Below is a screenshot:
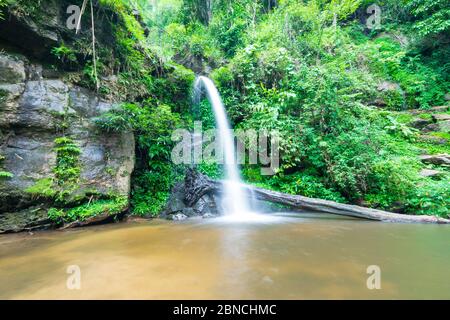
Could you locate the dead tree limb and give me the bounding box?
[184,169,450,224]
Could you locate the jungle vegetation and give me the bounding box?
[1,0,449,219]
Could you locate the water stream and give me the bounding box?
[194,76,254,218]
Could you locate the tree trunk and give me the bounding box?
[184,169,450,224]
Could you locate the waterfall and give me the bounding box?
[194,76,252,216]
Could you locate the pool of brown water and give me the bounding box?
[0,213,449,299]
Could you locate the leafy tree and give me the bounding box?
[407,0,450,37]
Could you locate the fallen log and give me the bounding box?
[249,186,450,224]
[184,169,450,224]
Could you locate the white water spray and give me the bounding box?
[194,76,253,217]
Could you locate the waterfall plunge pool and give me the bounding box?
[1,213,449,299]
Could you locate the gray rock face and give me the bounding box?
[0,54,26,84]
[162,174,220,221]
[0,2,59,59]
[193,194,219,216]
[0,53,135,229]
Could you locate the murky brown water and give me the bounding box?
[1,213,449,299]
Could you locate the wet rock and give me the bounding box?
[419,154,450,166]
[202,213,215,219]
[408,106,448,115]
[61,211,125,230]
[0,206,54,234]
[163,177,220,219]
[422,123,441,132]
[172,213,188,221]
[432,114,450,122]
[410,118,432,129]
[430,106,449,112]
[193,194,219,216]
[182,208,196,217]
[439,120,450,133]
[184,168,219,207]
[418,135,448,145]
[163,182,187,216]
[420,169,444,178]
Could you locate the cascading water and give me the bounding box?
[194,76,253,217]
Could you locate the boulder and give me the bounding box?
[419,154,450,166]
[193,194,219,216]
[377,81,401,92]
[410,118,432,129]
[418,135,448,145]
[374,81,405,109]
[422,123,441,132]
[439,120,450,133]
[162,178,220,220]
[172,213,188,221]
[432,114,450,122]
[163,182,188,216]
[420,169,444,178]
[431,106,449,112]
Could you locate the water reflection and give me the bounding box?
[0,215,449,299]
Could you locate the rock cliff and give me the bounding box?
[0,3,135,233]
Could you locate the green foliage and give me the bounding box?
[95,102,186,216]
[47,208,64,222]
[48,196,128,223]
[9,0,449,218]
[406,177,450,217]
[0,154,13,180]
[185,0,449,215]
[0,0,7,20]
[53,137,81,188]
[25,137,81,202]
[407,0,450,37]
[51,44,77,64]
[0,171,13,179]
[385,115,419,139]
[25,178,55,198]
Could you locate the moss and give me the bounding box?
[430,132,450,141]
[25,178,56,198]
[105,166,117,176]
[48,196,129,222]
[0,154,13,180]
[393,112,413,124]
[418,113,433,120]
